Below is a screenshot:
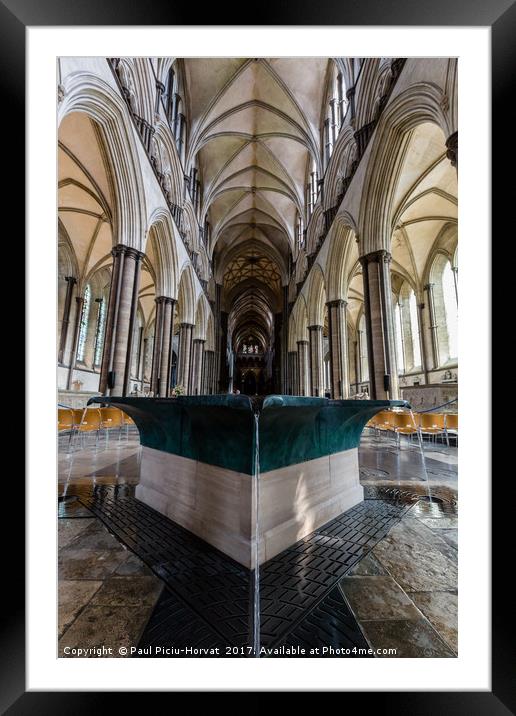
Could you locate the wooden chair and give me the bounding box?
[71,408,103,449]
[445,413,458,445]
[100,407,124,442]
[58,408,74,451]
[392,411,419,448]
[418,412,447,444]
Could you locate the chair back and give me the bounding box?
[393,412,418,431]
[73,407,102,431]
[58,408,73,430]
[100,407,124,428]
[419,412,444,430]
[446,413,458,430]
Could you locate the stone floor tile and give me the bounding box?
[339,576,421,621]
[58,548,128,580]
[58,605,153,657]
[347,552,387,576]
[90,576,163,608]
[411,591,458,653]
[58,519,96,549]
[360,617,456,658]
[58,580,102,637]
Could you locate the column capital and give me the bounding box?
[180,322,195,329]
[308,324,323,332]
[65,275,77,285]
[445,131,458,168]
[359,249,392,266]
[193,337,206,344]
[424,283,435,291]
[297,339,309,346]
[346,85,356,101]
[111,244,145,262]
[155,295,176,306]
[326,299,347,309]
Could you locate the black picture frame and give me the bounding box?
[9,0,506,708]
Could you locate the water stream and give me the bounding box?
[252,411,261,657]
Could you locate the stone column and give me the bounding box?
[177,322,194,393]
[58,276,76,364]
[326,299,349,399]
[157,298,175,397]
[424,283,439,370]
[452,266,458,305]
[191,339,205,395]
[287,351,297,395]
[359,250,398,399]
[297,340,310,396]
[206,350,215,394]
[282,285,289,393]
[150,296,165,395]
[417,301,429,383]
[66,295,85,390]
[274,312,283,394]
[99,244,144,396]
[308,325,324,397]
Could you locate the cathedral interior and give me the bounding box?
[57,56,458,660]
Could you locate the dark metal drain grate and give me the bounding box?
[71,485,410,653]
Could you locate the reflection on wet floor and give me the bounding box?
[57,428,457,658]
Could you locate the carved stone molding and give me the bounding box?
[446,131,458,168]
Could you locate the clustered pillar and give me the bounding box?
[202,350,216,394]
[177,322,194,391]
[58,276,77,365]
[287,351,298,395]
[150,296,176,397]
[326,299,349,399]
[190,338,205,395]
[359,249,398,399]
[297,339,310,396]
[99,244,145,396]
[308,324,324,397]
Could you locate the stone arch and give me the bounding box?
[358,83,453,256]
[146,209,179,298]
[193,294,209,340]
[305,204,324,255]
[152,121,184,207]
[59,72,146,251]
[306,263,327,326]
[177,263,197,324]
[323,126,356,210]
[206,311,215,352]
[292,294,309,342]
[325,216,358,301]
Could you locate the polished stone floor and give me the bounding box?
[57,426,458,658]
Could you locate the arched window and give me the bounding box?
[393,283,422,375]
[93,291,107,367]
[323,66,347,168]
[430,253,458,366]
[442,260,458,361]
[408,290,422,369]
[306,156,318,221]
[76,284,91,363]
[394,300,404,374]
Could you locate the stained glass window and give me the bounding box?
[76,284,91,362]
[94,296,107,366]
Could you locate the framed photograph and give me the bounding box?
[10,0,504,706]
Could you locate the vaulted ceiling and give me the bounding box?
[183,58,332,347]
